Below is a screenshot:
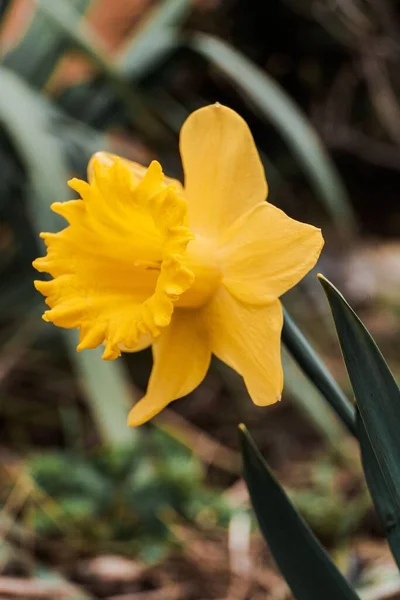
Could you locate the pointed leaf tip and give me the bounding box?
[319,275,400,569]
[240,426,360,600]
[318,273,347,299]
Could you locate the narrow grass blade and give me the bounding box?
[118,28,179,81]
[240,425,360,600]
[61,1,190,128]
[319,275,400,566]
[34,0,163,140]
[190,34,357,237]
[117,0,191,79]
[65,331,139,446]
[0,66,136,446]
[282,308,356,435]
[2,0,90,88]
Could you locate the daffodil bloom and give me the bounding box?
[33,104,324,426]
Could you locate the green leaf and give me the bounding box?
[119,27,179,81]
[189,34,357,237]
[319,275,400,566]
[34,0,163,141]
[240,425,360,600]
[357,412,400,551]
[60,0,190,128]
[2,0,90,88]
[117,0,191,79]
[0,66,137,447]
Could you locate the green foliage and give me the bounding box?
[3,0,91,88]
[242,278,400,595]
[0,0,192,452]
[117,0,190,79]
[0,66,135,446]
[319,276,400,568]
[2,1,400,595]
[287,457,368,539]
[0,0,356,451]
[27,429,232,559]
[240,425,360,600]
[35,0,160,139]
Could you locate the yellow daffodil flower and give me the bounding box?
[33,104,324,426]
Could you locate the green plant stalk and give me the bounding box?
[282,308,356,435]
[65,332,140,447]
[282,348,354,462]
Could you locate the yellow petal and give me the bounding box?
[88,152,184,194]
[180,104,268,238]
[203,287,283,406]
[220,202,324,305]
[128,309,211,426]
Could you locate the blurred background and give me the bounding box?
[1,1,400,598]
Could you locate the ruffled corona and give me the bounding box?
[34,157,194,360]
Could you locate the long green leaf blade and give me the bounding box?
[60,1,189,126]
[190,34,357,237]
[0,66,136,447]
[117,0,190,79]
[319,275,400,566]
[240,425,360,600]
[35,0,162,140]
[357,411,400,557]
[2,0,90,88]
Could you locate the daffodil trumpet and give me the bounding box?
[34,104,324,426]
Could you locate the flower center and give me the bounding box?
[178,236,222,308]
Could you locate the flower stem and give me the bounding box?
[282,308,356,436]
[65,331,138,447]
